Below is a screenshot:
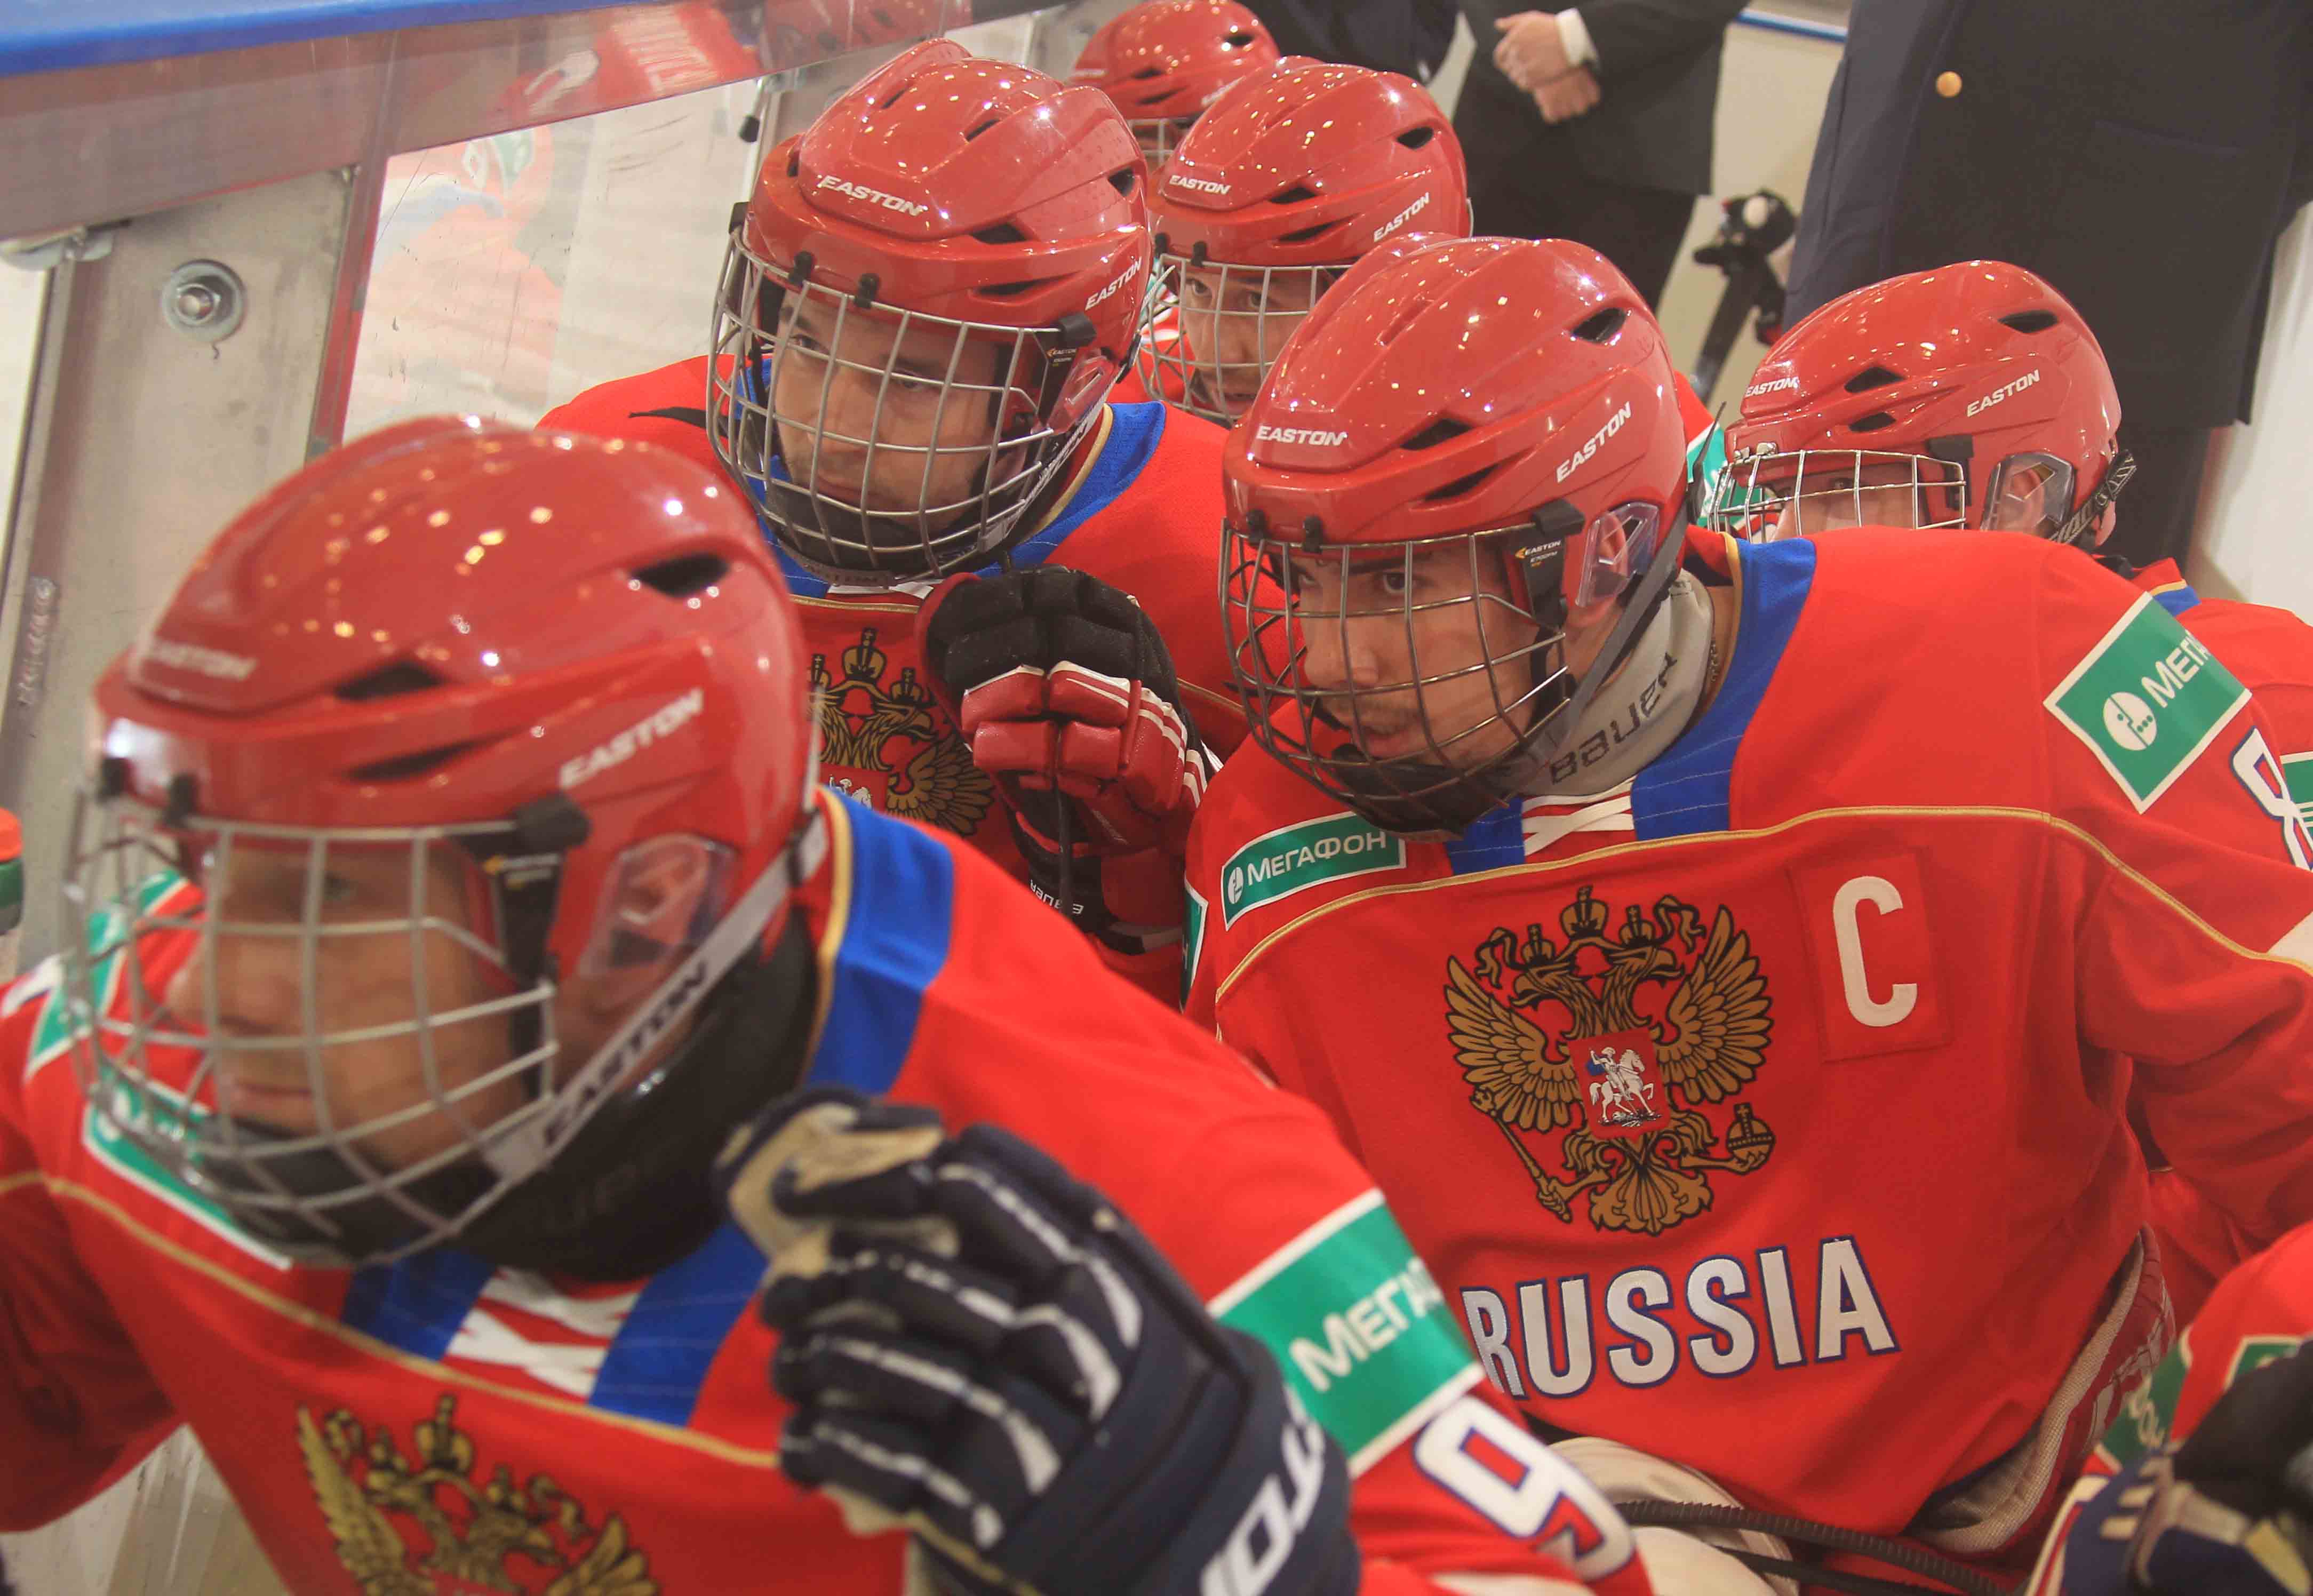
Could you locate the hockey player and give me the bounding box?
[1713,261,2313,1322]
[1132,56,1467,424]
[1148,234,2313,1581]
[542,42,1246,994]
[0,416,1661,1596]
[1124,55,1723,470]
[2024,1222,2313,1596]
[1068,0,1280,171]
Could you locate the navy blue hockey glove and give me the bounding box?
[919,567,1209,958]
[714,1087,1359,1596]
[2051,1340,2313,1595]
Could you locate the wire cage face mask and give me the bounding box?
[59,785,744,1267]
[1139,253,1336,425]
[1704,447,1971,541]
[1226,509,1655,834]
[1130,117,1195,170]
[709,233,1106,585]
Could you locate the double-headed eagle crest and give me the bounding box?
[1446,885,1777,1235]
[299,1394,656,1595]
[810,628,993,835]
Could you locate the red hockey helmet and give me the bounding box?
[1713,260,2129,544]
[1142,57,1467,425]
[711,40,1148,585]
[1070,0,1280,165]
[67,417,819,1268]
[1225,237,1690,834]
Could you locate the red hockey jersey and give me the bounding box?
[541,361,1246,889]
[1185,528,2313,1558]
[2133,556,2313,803]
[2024,1218,2313,1595]
[1,792,1650,1596]
[2125,558,2313,1321]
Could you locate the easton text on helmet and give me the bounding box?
[1371,191,1432,245]
[1744,374,1801,398]
[1087,260,1140,312]
[1555,401,1633,484]
[1966,368,2042,418]
[814,174,930,218]
[1172,175,1232,196]
[146,637,258,681]
[1255,425,1351,448]
[560,689,707,789]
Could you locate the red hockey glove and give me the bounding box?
[920,566,1209,859]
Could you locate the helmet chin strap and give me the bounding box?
[2049,449,2136,547]
[1490,500,1696,799]
[1522,571,1715,798]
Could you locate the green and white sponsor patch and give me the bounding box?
[1211,1190,1476,1474]
[2097,1331,2188,1470]
[1219,814,1404,928]
[2046,594,2250,811]
[2282,753,2313,827]
[1182,885,1208,1009]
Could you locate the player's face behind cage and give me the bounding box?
[1227,506,1662,832]
[1706,445,2093,544]
[1706,449,1969,540]
[710,239,1094,584]
[61,793,735,1263]
[1147,259,1331,424]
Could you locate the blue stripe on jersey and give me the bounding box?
[588,1220,765,1426]
[763,402,1167,600]
[801,795,958,1096]
[1632,537,1817,840]
[341,1247,494,1361]
[1444,801,1525,875]
[2155,584,2201,617]
[1005,402,1167,568]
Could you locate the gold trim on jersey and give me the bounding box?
[1211,801,2313,1008]
[805,789,856,1058]
[1023,403,1116,542]
[37,1175,785,1470]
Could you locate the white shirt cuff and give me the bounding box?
[1556,8,1599,70]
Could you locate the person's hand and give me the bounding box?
[1494,11,1574,91]
[716,1088,1362,1596]
[2038,1340,2313,1595]
[1535,66,1602,123]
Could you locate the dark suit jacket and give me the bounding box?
[1454,0,1749,196]
[1240,0,1461,79]
[1786,0,2313,429]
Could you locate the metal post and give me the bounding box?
[0,169,370,960]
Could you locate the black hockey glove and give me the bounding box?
[2048,1340,2313,1595]
[919,566,1209,957]
[715,1087,1360,1596]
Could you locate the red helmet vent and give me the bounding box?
[1844,365,1904,393]
[347,741,484,784]
[337,661,445,702]
[2000,309,2060,333]
[1423,464,1500,503]
[1401,418,1470,451]
[1848,411,1898,432]
[1397,126,1437,150]
[632,552,730,596]
[1570,307,1628,344]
